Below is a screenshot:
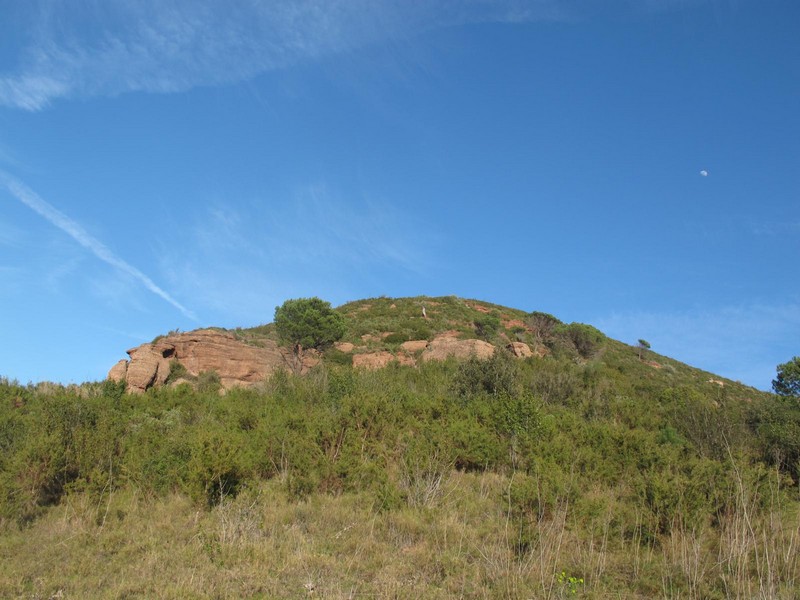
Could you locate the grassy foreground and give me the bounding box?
[4,470,799,599]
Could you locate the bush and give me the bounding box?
[165,359,190,385]
[196,370,221,394]
[473,313,501,340]
[557,323,605,359]
[383,332,409,345]
[750,395,800,479]
[527,311,562,342]
[453,351,519,399]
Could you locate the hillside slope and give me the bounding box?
[2,296,798,598]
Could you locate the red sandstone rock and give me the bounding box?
[107,360,128,382]
[112,329,291,393]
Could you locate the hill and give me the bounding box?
[110,295,762,405]
[1,296,798,598]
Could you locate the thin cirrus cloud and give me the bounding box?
[158,184,436,320]
[283,184,433,271]
[0,172,196,320]
[0,0,573,111]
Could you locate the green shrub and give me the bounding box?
[164,359,190,385]
[528,358,580,405]
[324,348,353,366]
[527,311,562,342]
[446,415,502,471]
[750,395,800,479]
[188,430,246,506]
[473,313,501,340]
[453,351,519,399]
[196,370,221,394]
[559,323,605,359]
[383,332,409,345]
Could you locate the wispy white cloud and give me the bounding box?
[158,184,438,321]
[42,254,83,293]
[285,184,435,272]
[1,171,196,320]
[594,302,800,390]
[0,0,571,110]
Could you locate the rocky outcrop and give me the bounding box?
[421,335,495,362]
[109,328,509,393]
[400,340,429,353]
[109,329,295,393]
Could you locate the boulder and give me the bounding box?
[107,360,128,382]
[125,345,169,393]
[507,342,533,358]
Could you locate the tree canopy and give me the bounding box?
[772,356,800,397]
[274,297,346,353]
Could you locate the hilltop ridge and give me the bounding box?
[108,295,762,402]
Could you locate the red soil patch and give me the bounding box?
[470,303,491,314]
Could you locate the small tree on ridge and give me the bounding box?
[637,339,651,361]
[274,297,346,372]
[773,356,800,397]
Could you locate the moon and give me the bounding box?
[700,170,708,177]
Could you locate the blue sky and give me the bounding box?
[1,0,798,389]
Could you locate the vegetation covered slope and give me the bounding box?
[1,296,799,599]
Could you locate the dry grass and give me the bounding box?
[1,471,799,599]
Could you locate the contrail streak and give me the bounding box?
[1,171,196,320]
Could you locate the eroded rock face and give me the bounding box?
[109,329,293,393]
